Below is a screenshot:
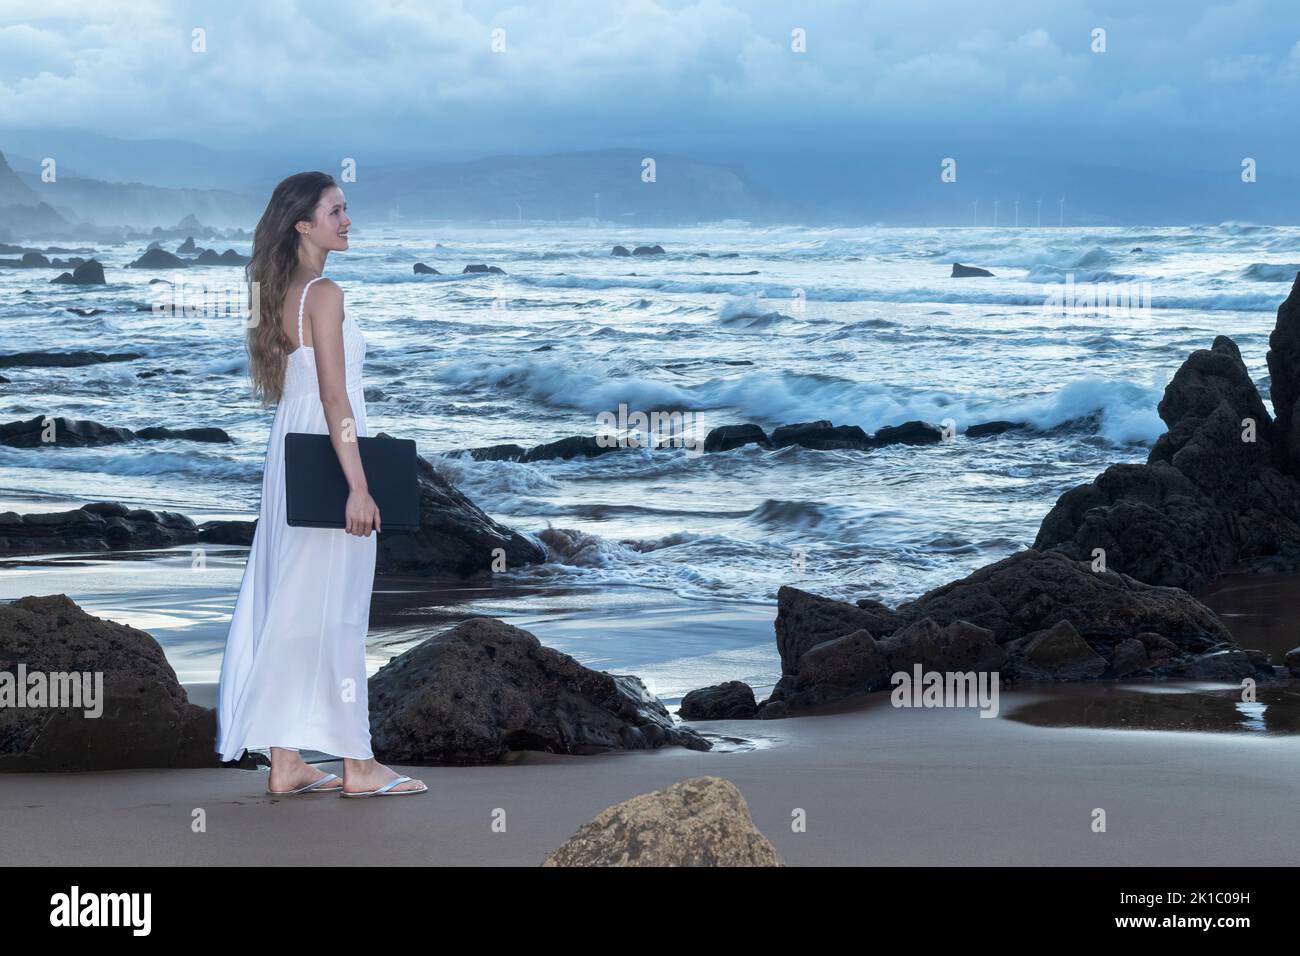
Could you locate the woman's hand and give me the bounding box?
[345,488,381,536]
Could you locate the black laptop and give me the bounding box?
[284,433,421,531]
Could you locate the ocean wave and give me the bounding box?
[1241,262,1300,282]
[0,446,256,480]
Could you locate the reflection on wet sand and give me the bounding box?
[1007,681,1300,735]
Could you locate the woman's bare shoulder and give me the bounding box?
[304,278,344,323]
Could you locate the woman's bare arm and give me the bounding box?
[305,279,379,535]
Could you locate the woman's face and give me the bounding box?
[298,185,351,252]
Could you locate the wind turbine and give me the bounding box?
[1036,199,1042,227]
[993,200,999,227]
[972,199,979,227]
[1014,199,1020,227]
[1059,197,1065,227]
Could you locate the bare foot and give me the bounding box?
[341,757,426,794]
[267,747,339,793]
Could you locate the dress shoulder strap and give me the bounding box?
[296,275,326,347]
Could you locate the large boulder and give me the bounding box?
[374,453,546,576]
[753,549,1269,716]
[1035,332,1300,590]
[679,681,757,720]
[0,595,231,771]
[368,617,710,763]
[542,776,782,867]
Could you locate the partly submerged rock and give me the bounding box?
[368,617,710,764]
[952,263,994,277]
[542,776,782,867]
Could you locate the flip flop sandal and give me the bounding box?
[266,771,343,795]
[340,775,428,798]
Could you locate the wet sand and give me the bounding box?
[2,687,1297,866]
[2,547,1298,866]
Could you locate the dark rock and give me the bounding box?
[0,415,230,448]
[22,251,50,267]
[373,452,546,576]
[0,350,142,369]
[48,259,105,285]
[460,443,528,462]
[755,699,788,719]
[679,681,757,720]
[703,423,770,453]
[197,519,256,545]
[133,425,230,443]
[128,248,188,269]
[367,617,710,763]
[413,262,439,274]
[1287,645,1300,677]
[542,776,782,867]
[462,263,505,274]
[966,420,1025,438]
[66,307,104,317]
[774,585,900,674]
[0,595,239,771]
[521,435,621,462]
[767,628,891,709]
[1009,620,1107,680]
[892,549,1232,655]
[631,244,665,256]
[873,420,944,446]
[875,618,1006,675]
[1266,272,1300,472]
[1035,333,1300,590]
[610,245,631,257]
[952,263,994,277]
[1108,637,1149,676]
[178,236,197,253]
[770,420,871,451]
[0,502,199,555]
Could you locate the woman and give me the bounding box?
[216,172,426,798]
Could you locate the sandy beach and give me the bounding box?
[2,680,1295,867]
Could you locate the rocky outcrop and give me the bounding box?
[0,595,240,771]
[632,244,665,256]
[952,263,994,277]
[542,777,782,867]
[413,262,439,274]
[50,259,106,285]
[0,350,142,368]
[372,452,546,576]
[0,503,209,554]
[771,420,871,451]
[368,617,710,764]
[746,548,1273,717]
[703,423,769,453]
[128,248,187,269]
[679,681,757,720]
[1034,327,1300,591]
[462,263,505,274]
[0,415,230,448]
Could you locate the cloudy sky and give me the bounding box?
[2,0,1297,168]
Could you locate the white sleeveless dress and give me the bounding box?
[216,276,378,762]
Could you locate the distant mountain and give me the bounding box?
[13,166,260,230]
[343,150,803,225]
[0,151,37,206]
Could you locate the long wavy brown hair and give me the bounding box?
[245,172,336,405]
